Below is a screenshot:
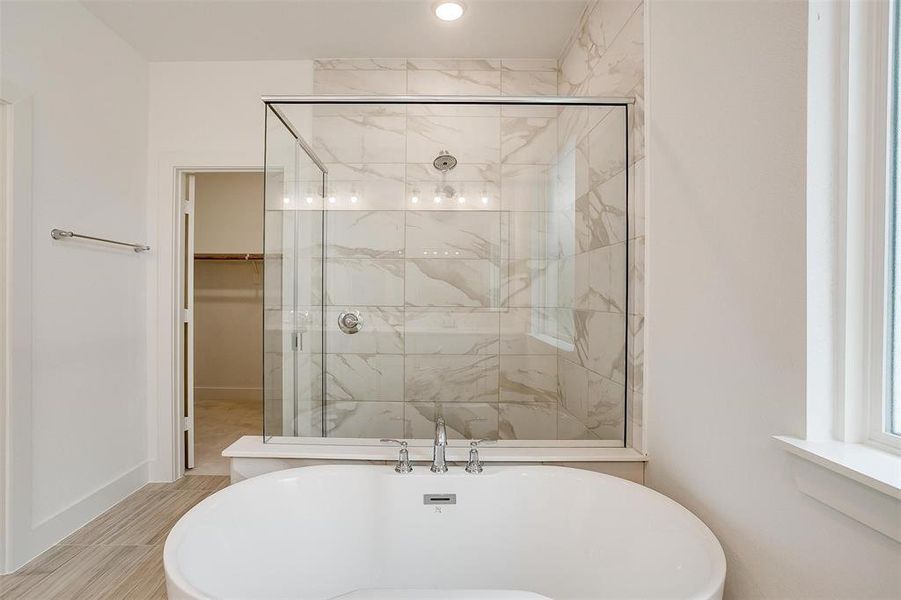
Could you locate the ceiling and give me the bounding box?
[81,0,588,62]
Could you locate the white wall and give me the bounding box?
[146,60,312,480]
[645,1,901,597]
[1,1,149,571]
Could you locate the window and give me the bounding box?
[775,2,900,540]
[806,0,900,453]
[886,0,901,441]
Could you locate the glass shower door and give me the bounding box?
[265,97,629,446]
[263,105,326,440]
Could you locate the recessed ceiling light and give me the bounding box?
[434,1,465,21]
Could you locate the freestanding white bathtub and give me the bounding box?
[164,465,726,600]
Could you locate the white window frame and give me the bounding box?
[875,0,901,448]
[809,0,900,454]
[776,0,901,543]
[853,0,900,452]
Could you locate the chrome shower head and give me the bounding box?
[433,150,457,172]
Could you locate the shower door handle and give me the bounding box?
[337,311,363,334]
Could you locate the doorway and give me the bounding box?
[182,171,264,475]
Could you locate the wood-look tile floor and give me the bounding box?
[0,475,229,599]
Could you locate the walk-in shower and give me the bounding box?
[262,95,631,446]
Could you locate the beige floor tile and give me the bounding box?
[190,397,261,475]
[0,545,85,599]
[97,546,166,600]
[17,545,156,600]
[0,476,224,598]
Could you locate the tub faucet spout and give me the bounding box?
[431,417,448,473]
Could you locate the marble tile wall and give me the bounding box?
[280,20,642,444]
[559,0,646,451]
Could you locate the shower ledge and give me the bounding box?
[222,436,648,484]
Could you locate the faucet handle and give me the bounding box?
[465,439,494,474]
[380,439,413,474]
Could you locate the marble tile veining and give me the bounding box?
[557,253,591,309]
[584,311,627,383]
[502,210,554,259]
[628,313,645,393]
[405,402,499,440]
[501,164,556,212]
[324,163,406,211]
[408,69,501,96]
[315,58,407,70]
[588,243,627,313]
[628,157,646,239]
[325,354,404,402]
[302,43,637,442]
[559,406,600,440]
[405,355,499,403]
[499,401,557,440]
[502,259,555,308]
[313,114,406,164]
[501,116,558,165]
[325,306,404,354]
[628,236,645,315]
[404,308,500,355]
[407,115,501,165]
[405,163,501,210]
[500,70,557,97]
[587,4,645,98]
[407,210,500,259]
[326,210,405,258]
[576,170,627,252]
[405,258,497,307]
[585,0,643,60]
[588,371,626,441]
[588,110,627,187]
[500,355,559,403]
[408,58,500,71]
[325,259,404,306]
[558,356,589,423]
[500,58,558,72]
[313,68,407,96]
[326,401,405,438]
[499,307,560,355]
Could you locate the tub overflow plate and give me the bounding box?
[423,494,457,505]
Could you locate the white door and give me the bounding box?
[184,174,196,469]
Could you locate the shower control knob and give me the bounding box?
[337,311,363,334]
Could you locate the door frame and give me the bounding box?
[0,86,37,573]
[0,94,11,574]
[169,166,263,479]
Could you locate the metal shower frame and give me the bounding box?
[262,94,634,446]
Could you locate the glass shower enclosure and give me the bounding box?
[263,96,630,446]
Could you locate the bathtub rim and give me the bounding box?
[163,464,726,600]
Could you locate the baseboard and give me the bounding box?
[194,386,262,401]
[8,462,148,572]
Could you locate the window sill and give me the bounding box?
[774,436,900,542]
